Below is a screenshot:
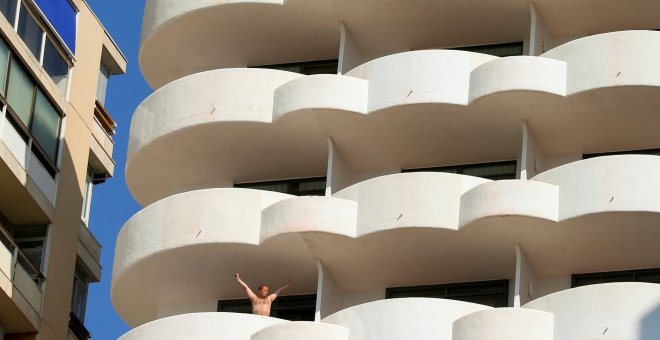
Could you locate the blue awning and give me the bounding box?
[34,0,76,54]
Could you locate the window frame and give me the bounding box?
[217,294,317,321]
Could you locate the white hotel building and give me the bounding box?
[113,1,660,339]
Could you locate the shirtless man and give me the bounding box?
[234,273,292,316]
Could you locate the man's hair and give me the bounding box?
[258,285,269,291]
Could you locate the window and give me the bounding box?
[235,177,327,196]
[572,268,660,287]
[43,38,69,93]
[386,280,509,308]
[583,148,660,159]
[12,224,48,283]
[81,168,93,223]
[1,35,63,167]
[252,59,338,75]
[0,37,10,95]
[217,294,316,321]
[403,160,517,180]
[451,42,524,57]
[7,58,35,125]
[70,262,91,340]
[96,63,110,106]
[0,0,18,27]
[0,1,72,94]
[17,3,44,60]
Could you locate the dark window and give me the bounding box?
[572,268,660,287]
[1,34,63,168]
[386,280,509,308]
[43,38,69,92]
[235,177,326,196]
[0,0,17,26]
[17,3,44,60]
[583,148,660,159]
[403,160,517,180]
[451,42,524,57]
[217,294,316,321]
[252,59,338,75]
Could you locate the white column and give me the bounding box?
[315,260,344,321]
[514,244,539,307]
[338,22,365,75]
[520,121,546,180]
[529,3,554,56]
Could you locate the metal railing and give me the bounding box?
[0,224,46,287]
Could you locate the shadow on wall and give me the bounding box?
[640,302,660,339]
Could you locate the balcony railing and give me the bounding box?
[94,99,116,136]
[0,224,46,287]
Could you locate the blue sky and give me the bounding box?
[84,1,148,338]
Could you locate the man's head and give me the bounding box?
[258,285,269,298]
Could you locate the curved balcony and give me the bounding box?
[531,155,660,220]
[260,196,358,243]
[252,322,348,340]
[452,308,553,340]
[140,0,340,88]
[523,282,660,340]
[118,312,288,340]
[459,180,559,228]
[542,30,660,95]
[111,188,320,326]
[126,68,328,206]
[322,298,491,340]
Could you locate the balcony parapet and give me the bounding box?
[118,312,287,340]
[128,34,660,205]
[322,298,491,340]
[523,282,660,340]
[452,308,553,340]
[113,163,660,325]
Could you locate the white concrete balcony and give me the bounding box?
[114,164,660,325]
[322,298,490,340]
[0,228,43,334]
[452,308,553,340]
[0,115,54,224]
[118,312,287,340]
[524,282,660,340]
[128,33,660,205]
[139,0,660,88]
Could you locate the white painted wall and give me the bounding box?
[514,245,539,307]
[529,4,554,56]
[316,261,345,321]
[338,22,365,75]
[520,121,547,180]
[534,276,571,299]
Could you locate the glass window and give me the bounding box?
[218,294,316,321]
[235,177,327,196]
[71,264,89,321]
[403,161,517,180]
[386,280,509,308]
[7,59,36,126]
[0,0,18,26]
[43,38,69,94]
[96,63,109,105]
[17,4,44,60]
[452,42,524,57]
[572,268,660,287]
[0,37,10,95]
[31,89,60,160]
[81,168,93,222]
[12,224,48,277]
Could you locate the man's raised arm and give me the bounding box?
[235,273,257,300]
[271,279,292,299]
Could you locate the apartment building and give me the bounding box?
[0,0,125,339]
[114,1,660,339]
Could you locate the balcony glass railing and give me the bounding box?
[0,224,46,288]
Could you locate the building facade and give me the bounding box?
[114,0,660,339]
[0,0,126,339]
